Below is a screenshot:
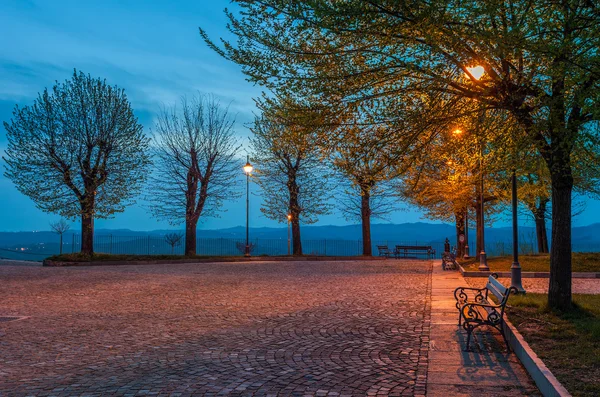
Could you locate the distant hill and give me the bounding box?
[2,222,599,260]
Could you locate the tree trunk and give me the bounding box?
[292,220,302,255]
[287,171,303,255]
[534,201,549,254]
[361,189,372,256]
[80,212,94,255]
[184,218,198,256]
[455,212,465,258]
[548,174,573,310]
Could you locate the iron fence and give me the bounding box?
[69,235,448,258]
[2,234,598,261]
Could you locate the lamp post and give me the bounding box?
[287,214,292,255]
[243,156,253,257]
[478,141,489,270]
[511,169,526,293]
[465,65,489,271]
[464,210,470,259]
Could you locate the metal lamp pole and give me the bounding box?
[464,210,470,259]
[479,141,489,271]
[287,214,291,255]
[511,169,526,293]
[243,156,253,257]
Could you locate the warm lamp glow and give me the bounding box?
[243,160,253,174]
[287,214,292,220]
[466,65,485,80]
[452,128,463,135]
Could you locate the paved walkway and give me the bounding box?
[0,260,543,396]
[428,263,540,396]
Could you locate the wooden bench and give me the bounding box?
[376,245,393,258]
[454,274,518,352]
[441,250,458,270]
[394,245,435,259]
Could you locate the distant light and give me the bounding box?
[453,128,463,135]
[466,65,485,80]
[287,214,292,221]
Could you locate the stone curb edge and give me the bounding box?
[503,317,572,397]
[43,255,388,267]
[457,264,600,278]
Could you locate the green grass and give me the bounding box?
[460,252,600,272]
[507,294,600,396]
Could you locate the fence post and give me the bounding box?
[324,239,327,256]
[110,234,113,254]
[147,236,150,255]
[72,233,75,253]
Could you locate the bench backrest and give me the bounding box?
[395,245,432,250]
[377,245,390,250]
[486,274,517,318]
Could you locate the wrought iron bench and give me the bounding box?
[394,245,435,259]
[454,274,518,352]
[441,248,458,270]
[376,245,393,258]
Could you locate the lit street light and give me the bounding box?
[287,214,292,255]
[511,169,526,293]
[463,65,489,271]
[243,156,253,257]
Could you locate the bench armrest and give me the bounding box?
[453,286,488,303]
[460,301,504,324]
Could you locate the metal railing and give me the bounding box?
[2,234,598,261]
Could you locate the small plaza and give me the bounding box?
[3,258,583,396]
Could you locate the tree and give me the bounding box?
[3,70,150,255]
[202,1,600,310]
[147,94,241,256]
[250,97,333,255]
[331,124,398,256]
[164,232,183,254]
[50,219,70,255]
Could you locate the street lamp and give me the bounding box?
[511,169,526,293]
[451,128,470,259]
[243,156,253,257]
[287,214,292,255]
[464,65,489,271]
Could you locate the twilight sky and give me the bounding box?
[0,0,598,232]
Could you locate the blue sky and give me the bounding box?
[0,0,429,232]
[0,0,598,233]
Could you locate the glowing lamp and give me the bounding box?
[466,65,485,80]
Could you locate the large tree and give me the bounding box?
[250,97,333,255]
[3,70,150,255]
[331,123,399,256]
[202,1,600,310]
[147,94,241,256]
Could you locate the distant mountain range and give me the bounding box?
[2,222,600,260]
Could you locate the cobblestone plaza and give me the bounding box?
[1,260,434,396]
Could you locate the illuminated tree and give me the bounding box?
[202,1,600,309]
[3,70,150,255]
[250,97,333,255]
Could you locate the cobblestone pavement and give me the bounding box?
[0,260,432,396]
[466,277,600,294]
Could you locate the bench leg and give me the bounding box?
[465,327,473,351]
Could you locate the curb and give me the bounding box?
[458,264,600,278]
[503,318,572,397]
[43,255,390,267]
